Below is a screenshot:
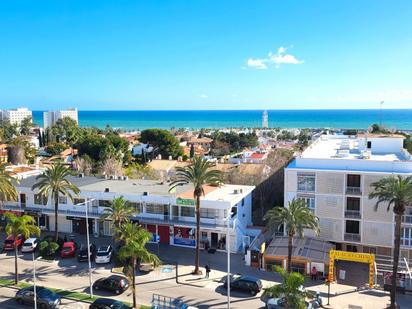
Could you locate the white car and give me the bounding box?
[95,245,113,264]
[21,238,39,253]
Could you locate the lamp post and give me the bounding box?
[225,211,236,309]
[33,251,37,309]
[85,198,94,298]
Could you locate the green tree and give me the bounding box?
[140,129,183,159]
[0,163,18,206]
[169,156,223,274]
[46,142,68,156]
[19,116,33,136]
[32,163,80,242]
[0,119,18,141]
[264,198,320,273]
[5,213,40,284]
[101,197,135,244]
[369,176,412,309]
[51,117,79,145]
[264,266,308,309]
[116,222,160,308]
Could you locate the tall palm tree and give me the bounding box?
[32,163,80,242]
[0,163,18,206]
[5,213,40,284]
[101,196,135,242]
[369,175,412,309]
[169,156,223,274]
[264,198,320,273]
[116,222,160,308]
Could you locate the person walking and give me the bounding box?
[205,264,211,279]
[311,266,318,281]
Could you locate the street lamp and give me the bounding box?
[76,198,95,298]
[33,251,37,309]
[225,211,236,309]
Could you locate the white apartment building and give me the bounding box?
[0,107,32,126]
[284,133,412,273]
[43,108,78,129]
[2,175,255,253]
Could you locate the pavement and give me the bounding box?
[1,232,412,308]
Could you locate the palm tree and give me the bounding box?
[264,266,308,309]
[264,198,320,273]
[169,156,223,275]
[32,163,80,242]
[0,163,18,206]
[101,196,135,242]
[116,222,160,308]
[5,213,40,284]
[369,175,412,309]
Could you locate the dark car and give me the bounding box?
[15,286,61,308]
[78,243,96,262]
[223,275,262,296]
[89,298,132,309]
[93,275,129,295]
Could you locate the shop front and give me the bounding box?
[173,226,196,247]
[24,210,49,231]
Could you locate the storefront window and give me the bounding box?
[146,204,164,214]
[181,206,195,217]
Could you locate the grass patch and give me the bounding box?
[0,278,14,286]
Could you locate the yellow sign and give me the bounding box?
[328,249,375,288]
[260,242,266,254]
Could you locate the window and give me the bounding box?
[241,198,245,206]
[200,208,217,219]
[73,198,85,205]
[34,194,47,205]
[181,206,195,217]
[346,197,360,211]
[145,204,164,214]
[345,220,360,234]
[58,196,67,204]
[172,205,179,217]
[401,228,412,247]
[129,202,142,213]
[297,173,315,192]
[298,195,315,212]
[347,175,361,188]
[98,200,111,207]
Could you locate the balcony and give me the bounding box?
[344,233,361,242]
[1,204,102,218]
[346,186,362,195]
[132,214,227,228]
[344,210,361,219]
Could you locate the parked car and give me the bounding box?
[89,298,132,309]
[93,275,129,295]
[15,286,61,308]
[60,242,76,258]
[77,243,96,262]
[3,235,25,251]
[223,275,262,296]
[95,245,113,264]
[21,238,40,253]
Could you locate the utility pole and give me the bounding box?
[85,198,93,298]
[33,251,37,309]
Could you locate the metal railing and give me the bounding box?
[1,204,101,218]
[132,214,227,228]
[344,233,361,242]
[344,210,361,219]
[346,186,362,195]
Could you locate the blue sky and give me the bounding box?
[0,0,411,110]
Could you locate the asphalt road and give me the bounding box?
[0,250,265,309]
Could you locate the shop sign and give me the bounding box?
[176,197,195,207]
[174,237,196,247]
[66,216,84,221]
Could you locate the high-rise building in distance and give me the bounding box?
[43,108,78,129]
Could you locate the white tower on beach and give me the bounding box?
[262,110,268,128]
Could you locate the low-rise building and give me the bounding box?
[3,175,255,253]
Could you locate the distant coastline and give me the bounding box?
[32,109,412,130]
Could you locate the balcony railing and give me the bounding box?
[402,215,412,224]
[346,186,362,195]
[132,214,227,228]
[344,210,361,219]
[1,204,101,218]
[344,233,361,242]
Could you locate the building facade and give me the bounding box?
[3,175,255,253]
[43,108,78,129]
[0,107,32,126]
[284,134,412,274]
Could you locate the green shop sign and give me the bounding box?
[176,197,195,206]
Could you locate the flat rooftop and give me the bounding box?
[301,135,409,161]
[18,175,254,201]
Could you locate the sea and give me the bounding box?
[32,109,412,131]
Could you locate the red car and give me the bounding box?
[60,242,76,258]
[3,235,25,251]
